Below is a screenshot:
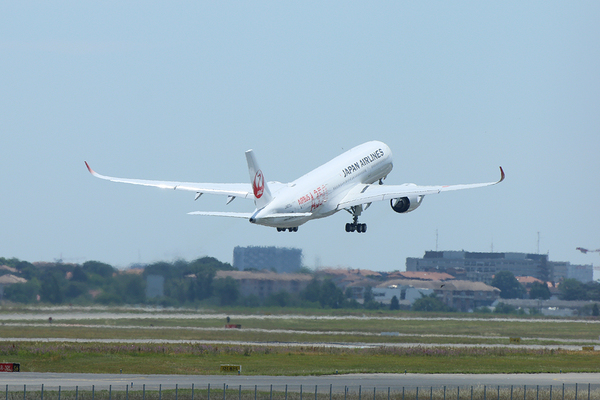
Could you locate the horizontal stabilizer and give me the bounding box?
[257,213,313,220]
[188,211,253,219]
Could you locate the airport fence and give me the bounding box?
[2,383,600,400]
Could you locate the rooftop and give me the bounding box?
[0,274,27,284]
[216,271,313,282]
[515,276,544,284]
[389,271,455,281]
[0,265,19,274]
[377,279,499,292]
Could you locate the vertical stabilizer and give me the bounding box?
[245,150,273,208]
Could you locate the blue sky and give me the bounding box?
[1,2,598,276]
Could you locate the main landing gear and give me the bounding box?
[277,227,298,232]
[345,206,367,233]
[345,220,367,233]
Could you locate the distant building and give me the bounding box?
[406,251,593,284]
[372,282,433,306]
[0,274,27,285]
[568,264,594,283]
[315,268,382,302]
[315,268,381,288]
[0,274,27,301]
[233,246,302,273]
[500,299,600,317]
[0,265,19,275]
[437,280,500,311]
[215,270,312,299]
[373,279,500,312]
[386,271,455,281]
[146,275,164,299]
[344,280,381,302]
[515,276,544,285]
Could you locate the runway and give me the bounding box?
[1,311,599,324]
[0,336,595,352]
[1,373,599,392]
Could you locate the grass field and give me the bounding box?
[0,307,599,375]
[1,315,599,345]
[2,342,599,375]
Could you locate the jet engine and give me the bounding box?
[390,195,423,213]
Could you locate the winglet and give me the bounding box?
[498,166,505,183]
[85,161,97,176]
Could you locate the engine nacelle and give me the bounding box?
[390,195,423,213]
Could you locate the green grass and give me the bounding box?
[0,325,592,347]
[0,307,599,375]
[2,342,599,375]
[3,306,599,341]
[1,316,598,346]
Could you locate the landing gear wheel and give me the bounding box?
[345,222,367,233]
[345,208,367,233]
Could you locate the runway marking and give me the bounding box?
[0,322,597,346]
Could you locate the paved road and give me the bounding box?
[1,373,599,392]
[1,311,599,324]
[2,321,599,346]
[0,336,595,351]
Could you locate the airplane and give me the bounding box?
[576,247,600,255]
[85,140,504,233]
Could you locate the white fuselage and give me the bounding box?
[250,141,393,228]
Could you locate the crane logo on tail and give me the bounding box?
[253,170,264,199]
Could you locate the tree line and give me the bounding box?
[0,257,598,314]
[0,257,235,307]
[0,256,455,311]
[0,257,364,309]
[491,270,600,302]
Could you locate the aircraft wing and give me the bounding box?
[85,162,253,199]
[337,167,505,209]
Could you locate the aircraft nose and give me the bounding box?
[383,143,392,159]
